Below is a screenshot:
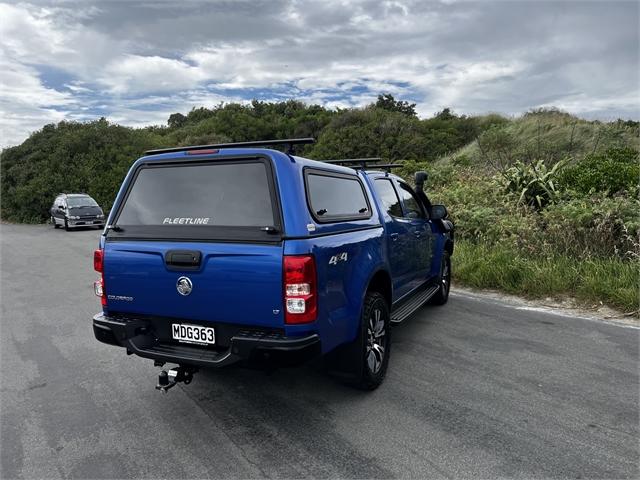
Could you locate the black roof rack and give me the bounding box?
[145,137,315,156]
[366,164,403,172]
[323,157,382,165]
[323,158,402,172]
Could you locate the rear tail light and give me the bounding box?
[94,249,106,306]
[94,249,103,272]
[283,255,317,324]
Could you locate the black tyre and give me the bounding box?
[64,218,70,231]
[430,252,451,305]
[351,291,391,390]
[51,216,59,229]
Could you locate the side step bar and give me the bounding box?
[390,286,439,324]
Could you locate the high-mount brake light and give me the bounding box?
[283,255,317,324]
[93,249,106,306]
[186,149,219,155]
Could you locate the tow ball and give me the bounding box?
[155,365,198,393]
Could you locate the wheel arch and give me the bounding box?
[365,269,392,308]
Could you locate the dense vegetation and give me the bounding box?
[397,111,639,312]
[1,97,638,312]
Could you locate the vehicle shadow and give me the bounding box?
[52,226,103,232]
[185,303,446,409]
[189,302,445,401]
[178,360,395,477]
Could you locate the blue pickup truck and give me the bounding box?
[92,138,454,391]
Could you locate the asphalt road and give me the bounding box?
[1,224,638,479]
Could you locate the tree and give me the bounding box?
[374,94,417,116]
[168,113,187,129]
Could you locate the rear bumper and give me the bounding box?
[93,313,320,368]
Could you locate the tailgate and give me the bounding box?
[103,240,284,327]
[101,156,285,327]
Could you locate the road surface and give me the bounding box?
[1,224,638,479]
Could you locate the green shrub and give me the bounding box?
[558,147,639,196]
[541,195,640,259]
[501,159,565,209]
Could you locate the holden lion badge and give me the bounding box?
[176,276,193,296]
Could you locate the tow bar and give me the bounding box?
[155,364,198,393]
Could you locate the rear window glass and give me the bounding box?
[306,172,370,222]
[373,179,403,217]
[117,162,275,227]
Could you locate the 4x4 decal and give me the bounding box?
[329,252,348,265]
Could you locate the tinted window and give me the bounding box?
[373,179,403,217]
[397,183,424,219]
[117,162,275,227]
[306,172,369,221]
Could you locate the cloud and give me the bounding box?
[0,0,638,147]
[99,55,205,95]
[0,56,74,147]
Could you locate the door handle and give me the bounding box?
[414,231,422,238]
[390,233,399,241]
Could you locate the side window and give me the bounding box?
[397,183,424,219]
[373,179,403,218]
[306,171,370,222]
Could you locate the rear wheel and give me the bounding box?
[352,291,391,390]
[64,218,70,231]
[51,216,59,228]
[430,252,451,305]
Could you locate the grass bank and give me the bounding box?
[453,240,639,313]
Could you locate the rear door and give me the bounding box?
[371,178,416,300]
[395,181,435,286]
[59,198,68,223]
[102,157,285,327]
[51,196,61,223]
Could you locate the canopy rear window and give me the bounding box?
[111,159,281,242]
[305,170,371,223]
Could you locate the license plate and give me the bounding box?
[171,324,215,345]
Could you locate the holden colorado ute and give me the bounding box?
[92,138,454,391]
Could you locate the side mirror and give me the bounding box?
[57,205,65,211]
[431,204,448,220]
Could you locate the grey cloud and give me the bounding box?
[1,0,638,147]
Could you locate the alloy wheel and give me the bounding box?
[441,258,451,296]
[366,308,386,374]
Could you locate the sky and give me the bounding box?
[0,0,638,147]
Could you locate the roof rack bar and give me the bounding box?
[323,157,382,165]
[357,163,403,172]
[145,137,315,156]
[322,158,402,172]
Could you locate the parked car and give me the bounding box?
[51,193,106,230]
[92,139,454,391]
